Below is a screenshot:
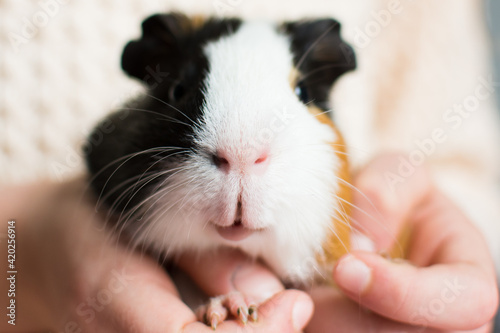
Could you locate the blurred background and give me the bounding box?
[490,0,500,317]
[487,0,500,106]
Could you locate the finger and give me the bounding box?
[177,249,284,303]
[188,290,313,333]
[307,287,495,333]
[333,251,499,331]
[95,257,264,333]
[224,292,251,323]
[102,269,312,333]
[407,190,495,272]
[350,153,432,251]
[189,290,312,333]
[339,173,499,330]
[89,256,200,332]
[206,296,229,329]
[307,286,444,333]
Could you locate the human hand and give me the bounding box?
[306,154,499,332]
[0,178,313,332]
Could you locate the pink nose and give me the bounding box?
[213,149,269,174]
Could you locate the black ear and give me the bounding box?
[121,13,193,84]
[283,19,356,110]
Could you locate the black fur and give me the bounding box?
[283,19,356,111]
[85,13,241,215]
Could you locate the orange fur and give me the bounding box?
[309,106,411,263]
[307,106,352,263]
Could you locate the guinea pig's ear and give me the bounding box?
[121,13,193,84]
[283,19,356,110]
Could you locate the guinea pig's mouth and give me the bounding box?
[214,220,257,242]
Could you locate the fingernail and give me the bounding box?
[335,254,372,294]
[350,232,376,252]
[292,294,313,330]
[233,265,284,302]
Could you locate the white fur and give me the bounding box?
[137,21,343,284]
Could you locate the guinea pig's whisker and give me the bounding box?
[295,22,339,72]
[120,107,193,128]
[100,147,186,204]
[131,165,198,220]
[105,164,193,242]
[153,170,210,219]
[139,179,202,252]
[128,211,162,255]
[93,150,165,211]
[76,149,174,231]
[126,150,187,195]
[114,165,194,232]
[183,200,201,241]
[328,143,364,151]
[100,168,167,216]
[174,176,207,212]
[94,147,184,209]
[283,140,369,162]
[290,165,391,245]
[295,145,355,158]
[336,194,351,221]
[90,147,174,188]
[122,174,200,247]
[144,173,202,231]
[111,172,172,224]
[331,177,401,247]
[104,152,189,222]
[325,222,350,255]
[103,177,163,237]
[92,149,184,238]
[311,108,333,117]
[146,181,196,231]
[299,63,352,82]
[114,151,192,222]
[292,188,350,256]
[144,93,197,125]
[165,183,204,241]
[346,215,372,236]
[304,100,317,107]
[102,172,165,230]
[331,203,358,241]
[201,218,212,232]
[147,168,185,195]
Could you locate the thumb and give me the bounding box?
[178,249,284,303]
[350,153,431,251]
[333,252,498,331]
[247,290,314,332]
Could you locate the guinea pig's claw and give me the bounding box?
[196,297,227,330]
[249,305,258,322]
[198,292,257,329]
[226,292,249,324]
[210,313,220,330]
[237,306,248,324]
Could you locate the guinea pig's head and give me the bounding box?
[85,13,355,281]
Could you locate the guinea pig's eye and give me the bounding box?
[169,81,186,102]
[294,82,309,103]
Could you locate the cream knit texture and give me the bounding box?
[0,0,370,184]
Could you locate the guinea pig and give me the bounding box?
[85,12,356,326]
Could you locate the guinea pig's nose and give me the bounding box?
[213,149,269,174]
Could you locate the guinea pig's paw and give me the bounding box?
[196,292,258,329]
